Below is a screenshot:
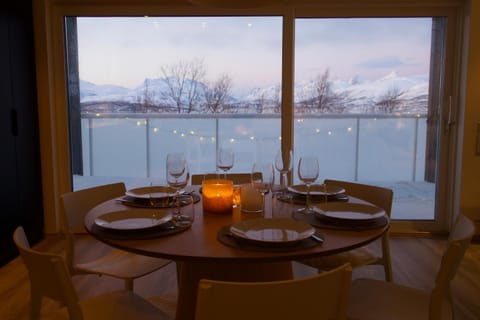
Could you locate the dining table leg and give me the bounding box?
[175,260,293,320]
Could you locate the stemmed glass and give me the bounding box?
[297,156,319,214]
[251,162,274,217]
[217,147,234,179]
[274,149,293,201]
[166,153,191,224]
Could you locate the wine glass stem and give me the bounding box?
[174,184,181,215]
[281,172,288,196]
[306,183,311,211]
[261,193,266,217]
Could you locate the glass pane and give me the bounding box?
[294,18,438,220]
[70,16,282,188]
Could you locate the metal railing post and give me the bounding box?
[412,117,419,182]
[354,117,360,181]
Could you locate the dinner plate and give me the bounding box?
[288,184,346,196]
[94,209,172,231]
[314,202,385,221]
[229,218,315,244]
[125,186,176,199]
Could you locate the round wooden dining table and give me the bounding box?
[84,186,389,320]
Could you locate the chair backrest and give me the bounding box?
[60,182,126,274]
[195,263,352,320]
[13,226,84,320]
[429,214,475,320]
[191,173,253,185]
[61,182,126,234]
[324,179,393,217]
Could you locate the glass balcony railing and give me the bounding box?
[75,113,435,220]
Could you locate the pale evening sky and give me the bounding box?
[77,17,432,95]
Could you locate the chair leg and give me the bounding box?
[381,234,393,282]
[125,278,134,291]
[29,287,42,320]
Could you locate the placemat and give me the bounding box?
[91,221,189,240]
[292,211,388,231]
[217,226,323,252]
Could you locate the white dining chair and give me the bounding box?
[298,179,394,281]
[195,263,352,320]
[61,182,172,291]
[13,226,173,320]
[347,213,475,320]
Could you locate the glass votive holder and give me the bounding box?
[202,179,234,214]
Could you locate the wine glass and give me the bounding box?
[297,156,319,214]
[251,162,274,217]
[274,149,293,201]
[166,153,189,222]
[217,147,234,179]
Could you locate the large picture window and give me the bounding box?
[65,14,449,223]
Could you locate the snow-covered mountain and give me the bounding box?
[80,71,429,114]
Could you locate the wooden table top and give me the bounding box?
[84,186,389,263]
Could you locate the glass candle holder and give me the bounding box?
[202,179,234,214]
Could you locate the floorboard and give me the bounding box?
[1,235,478,320]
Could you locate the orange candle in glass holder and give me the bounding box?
[202,179,234,214]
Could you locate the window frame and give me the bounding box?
[33,0,465,234]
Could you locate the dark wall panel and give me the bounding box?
[0,2,44,266]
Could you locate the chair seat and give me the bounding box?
[45,291,173,320]
[76,249,171,279]
[300,247,380,271]
[347,278,451,320]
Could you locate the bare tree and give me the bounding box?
[254,89,267,113]
[160,58,206,113]
[141,79,155,112]
[203,73,232,113]
[273,84,281,113]
[376,87,404,113]
[315,68,331,112]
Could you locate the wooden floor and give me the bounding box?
[1,234,479,320]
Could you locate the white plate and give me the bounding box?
[288,184,346,196]
[125,186,176,199]
[230,218,315,243]
[314,202,385,221]
[94,209,172,231]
